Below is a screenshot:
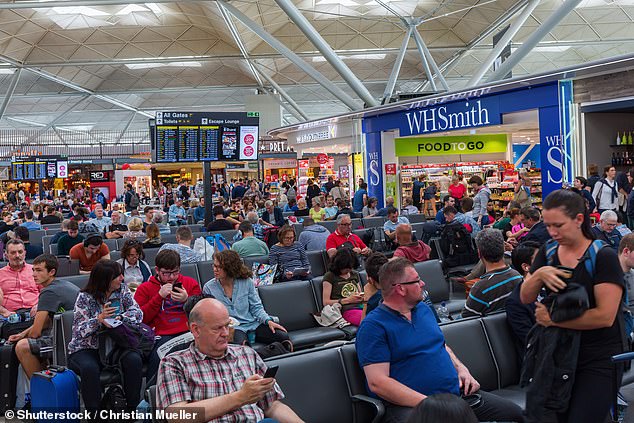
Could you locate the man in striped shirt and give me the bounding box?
[462,228,523,318]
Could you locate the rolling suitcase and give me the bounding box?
[31,365,80,422]
[0,342,19,413]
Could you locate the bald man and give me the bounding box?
[392,224,432,263]
[156,299,303,423]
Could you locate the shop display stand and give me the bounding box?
[399,161,542,214]
[488,169,542,212]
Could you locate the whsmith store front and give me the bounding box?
[362,80,576,208]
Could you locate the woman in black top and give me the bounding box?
[305,178,321,207]
[521,189,624,422]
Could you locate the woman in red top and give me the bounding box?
[448,175,467,210]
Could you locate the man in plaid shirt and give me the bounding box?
[156,298,303,423]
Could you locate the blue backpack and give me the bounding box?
[544,239,608,277]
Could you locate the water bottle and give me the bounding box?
[436,302,451,323]
[4,314,21,324]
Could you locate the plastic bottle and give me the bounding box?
[2,314,21,324]
[436,302,450,322]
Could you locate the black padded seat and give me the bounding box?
[491,386,526,409]
[440,317,499,391]
[407,214,427,224]
[482,312,521,389]
[338,343,385,423]
[307,250,327,277]
[242,255,270,268]
[196,260,215,286]
[361,217,386,228]
[61,274,90,289]
[180,263,200,284]
[258,281,346,349]
[265,345,355,423]
[317,220,338,233]
[286,327,346,349]
[414,260,449,303]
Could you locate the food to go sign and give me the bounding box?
[394,134,508,157]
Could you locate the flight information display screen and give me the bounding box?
[11,156,68,180]
[151,112,259,163]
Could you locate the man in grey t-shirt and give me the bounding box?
[9,254,79,380]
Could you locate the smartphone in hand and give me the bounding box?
[173,282,183,291]
[263,365,279,379]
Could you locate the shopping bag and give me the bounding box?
[193,237,214,261]
[252,263,277,287]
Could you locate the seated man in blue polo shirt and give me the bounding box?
[356,257,524,423]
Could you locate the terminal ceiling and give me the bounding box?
[0,0,632,149]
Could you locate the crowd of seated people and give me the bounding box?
[1,177,633,423]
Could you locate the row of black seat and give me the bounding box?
[140,313,520,423]
[58,259,465,350]
[148,310,634,423]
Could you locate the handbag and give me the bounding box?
[253,342,291,359]
[252,263,278,287]
[100,321,156,358]
[542,282,589,323]
[313,303,350,329]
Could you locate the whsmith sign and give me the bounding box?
[364,97,501,136]
[395,134,508,157]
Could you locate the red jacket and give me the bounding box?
[134,274,201,335]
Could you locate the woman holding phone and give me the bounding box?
[521,189,625,422]
[322,248,364,326]
[203,250,291,350]
[67,260,144,413]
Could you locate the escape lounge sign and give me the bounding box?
[395,134,508,157]
[363,97,501,136]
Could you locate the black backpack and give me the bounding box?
[439,221,478,267]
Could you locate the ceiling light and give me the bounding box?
[145,3,163,14]
[125,61,202,69]
[52,6,109,16]
[0,68,16,74]
[316,0,359,5]
[116,4,150,15]
[533,46,571,53]
[312,53,385,62]
[56,125,94,132]
[6,117,47,127]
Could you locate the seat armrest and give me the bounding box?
[612,352,634,363]
[352,394,385,423]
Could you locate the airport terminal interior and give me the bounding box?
[1,0,634,422]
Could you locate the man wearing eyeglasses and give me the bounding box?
[591,210,623,252]
[157,298,304,423]
[356,257,524,423]
[326,214,371,258]
[134,249,202,379]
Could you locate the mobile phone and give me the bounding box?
[173,282,183,291]
[108,299,121,315]
[263,365,279,379]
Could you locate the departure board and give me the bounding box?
[151,112,259,163]
[11,156,67,181]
